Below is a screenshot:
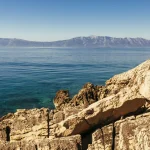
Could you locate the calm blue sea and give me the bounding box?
[0,47,150,117]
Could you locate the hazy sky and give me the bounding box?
[0,0,150,41]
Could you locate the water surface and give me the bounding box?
[0,47,150,117]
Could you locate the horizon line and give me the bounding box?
[0,35,150,42]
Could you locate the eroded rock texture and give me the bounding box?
[54,83,101,110]
[51,90,146,137]
[88,124,113,150]
[115,112,150,150]
[0,135,81,150]
[53,90,71,110]
[0,108,49,142]
[1,60,150,149]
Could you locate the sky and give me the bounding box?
[0,0,150,41]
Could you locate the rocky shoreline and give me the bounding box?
[1,60,150,150]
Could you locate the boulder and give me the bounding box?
[53,83,101,110]
[71,83,100,107]
[53,90,71,110]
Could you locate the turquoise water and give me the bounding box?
[0,47,150,117]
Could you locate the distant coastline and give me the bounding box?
[0,36,150,48]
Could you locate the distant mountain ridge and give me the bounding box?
[0,36,150,48]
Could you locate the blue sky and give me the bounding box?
[0,0,150,41]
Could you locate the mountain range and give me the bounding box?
[0,36,150,48]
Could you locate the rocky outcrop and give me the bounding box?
[1,60,150,149]
[50,90,146,137]
[70,83,100,107]
[54,83,101,110]
[53,90,71,110]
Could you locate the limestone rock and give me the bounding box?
[115,112,150,150]
[0,135,82,150]
[87,111,150,150]
[0,108,49,142]
[64,106,83,119]
[53,90,71,109]
[105,60,150,99]
[71,83,99,107]
[52,89,146,137]
[53,83,101,110]
[52,111,64,124]
[88,124,113,150]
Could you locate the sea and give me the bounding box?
[0,47,150,117]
